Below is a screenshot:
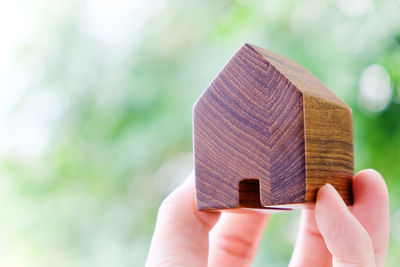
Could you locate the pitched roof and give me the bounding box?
[247,43,349,109]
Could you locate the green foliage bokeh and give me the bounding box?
[1,0,399,266]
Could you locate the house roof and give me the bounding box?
[247,43,349,110]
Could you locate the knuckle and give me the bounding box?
[158,195,176,217]
[215,234,254,260]
[157,189,182,221]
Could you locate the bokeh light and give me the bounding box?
[336,0,374,17]
[359,64,392,112]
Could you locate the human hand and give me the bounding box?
[145,169,389,267]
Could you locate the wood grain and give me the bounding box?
[303,95,353,203]
[194,43,353,211]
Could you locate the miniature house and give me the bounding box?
[193,43,353,211]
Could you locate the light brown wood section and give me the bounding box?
[303,95,353,204]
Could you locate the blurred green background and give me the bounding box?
[0,0,399,266]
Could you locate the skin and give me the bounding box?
[146,169,389,267]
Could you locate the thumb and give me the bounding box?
[315,184,375,266]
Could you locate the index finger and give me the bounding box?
[146,175,220,267]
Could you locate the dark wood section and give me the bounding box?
[194,43,353,210]
[238,179,262,208]
[194,44,306,210]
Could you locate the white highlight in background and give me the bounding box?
[359,64,392,112]
[337,0,375,17]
